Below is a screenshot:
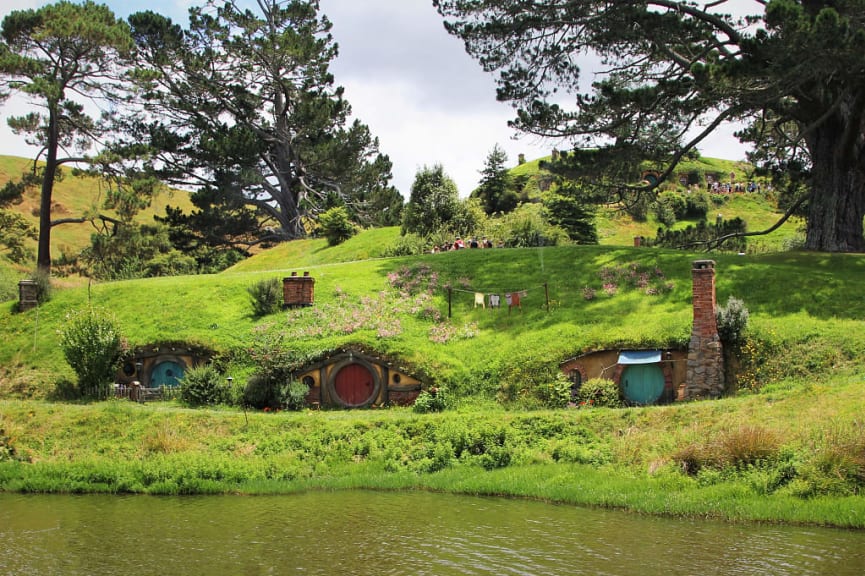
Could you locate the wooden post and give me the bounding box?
[544,282,550,312]
[447,287,452,319]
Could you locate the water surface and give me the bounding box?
[1,491,863,575]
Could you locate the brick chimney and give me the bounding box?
[684,260,724,399]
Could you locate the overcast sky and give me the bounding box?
[0,0,744,197]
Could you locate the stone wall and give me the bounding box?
[684,260,724,399]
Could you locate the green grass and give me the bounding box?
[3,241,864,397]
[2,155,865,525]
[2,369,865,526]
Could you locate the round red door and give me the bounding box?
[333,363,375,406]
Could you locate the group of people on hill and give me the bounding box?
[708,181,764,193]
[431,236,497,253]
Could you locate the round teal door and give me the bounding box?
[150,360,185,388]
[621,364,665,405]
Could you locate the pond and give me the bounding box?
[1,491,864,575]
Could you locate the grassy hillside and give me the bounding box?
[510,154,803,251]
[2,234,863,403]
[2,219,864,524]
[0,155,194,267]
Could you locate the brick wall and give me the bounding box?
[283,272,315,307]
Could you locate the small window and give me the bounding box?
[392,373,402,384]
[302,376,314,387]
[569,370,582,401]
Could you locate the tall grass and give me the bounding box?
[2,369,865,526]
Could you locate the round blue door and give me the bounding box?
[621,364,665,405]
[150,360,185,388]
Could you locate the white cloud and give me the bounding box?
[0,0,745,199]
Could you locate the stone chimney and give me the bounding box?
[684,260,724,399]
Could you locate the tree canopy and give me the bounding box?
[402,164,461,237]
[435,0,865,252]
[128,0,398,249]
[0,1,136,271]
[472,143,518,214]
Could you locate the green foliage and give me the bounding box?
[382,232,429,257]
[654,218,747,252]
[180,363,230,407]
[472,144,518,214]
[0,210,36,263]
[242,375,308,411]
[242,329,310,409]
[652,190,711,228]
[574,378,623,409]
[483,203,569,247]
[78,223,197,280]
[29,268,52,306]
[541,187,598,244]
[0,261,20,303]
[318,206,357,246]
[284,380,310,411]
[0,1,136,271]
[716,296,749,346]
[625,193,651,222]
[247,277,283,318]
[401,164,461,237]
[129,2,395,244]
[684,191,711,220]
[538,372,573,409]
[412,387,448,413]
[59,308,124,398]
[436,0,865,251]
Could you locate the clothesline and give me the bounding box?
[449,283,547,296]
[444,283,551,317]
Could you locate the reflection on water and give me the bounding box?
[1,491,864,575]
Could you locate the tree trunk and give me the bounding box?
[804,115,865,252]
[36,105,60,273]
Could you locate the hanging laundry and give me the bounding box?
[474,292,485,308]
[489,294,501,308]
[510,291,522,309]
[505,293,513,307]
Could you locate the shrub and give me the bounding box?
[574,378,623,408]
[673,426,781,475]
[652,199,677,228]
[180,363,230,407]
[318,206,357,246]
[382,232,429,257]
[413,387,447,413]
[538,373,573,408]
[284,380,310,411]
[684,191,710,219]
[30,268,52,306]
[247,277,282,317]
[716,296,749,345]
[242,375,309,410]
[242,373,282,409]
[60,307,124,398]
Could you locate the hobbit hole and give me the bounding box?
[294,349,424,409]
